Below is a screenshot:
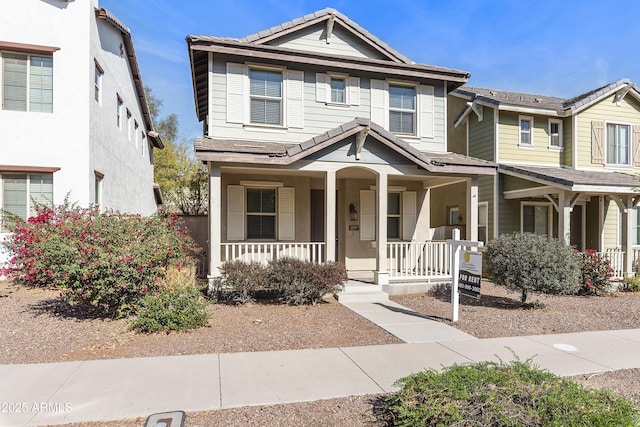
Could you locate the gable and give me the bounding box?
[267,23,390,60]
[306,136,414,165]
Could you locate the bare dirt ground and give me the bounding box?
[2,279,639,426]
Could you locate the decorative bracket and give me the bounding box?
[355,125,370,160]
[326,12,336,44]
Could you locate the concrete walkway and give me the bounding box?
[3,328,640,426]
[341,299,476,342]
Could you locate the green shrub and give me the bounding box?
[269,258,347,305]
[129,285,209,333]
[576,250,614,295]
[2,201,199,317]
[215,258,346,305]
[622,276,640,292]
[382,359,639,426]
[486,233,580,303]
[216,260,269,304]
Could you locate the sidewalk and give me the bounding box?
[2,328,640,426]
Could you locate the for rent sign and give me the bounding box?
[458,250,482,299]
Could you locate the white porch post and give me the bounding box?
[558,191,571,245]
[623,195,634,277]
[374,171,388,285]
[325,170,336,263]
[466,177,478,241]
[599,196,605,252]
[208,163,221,280]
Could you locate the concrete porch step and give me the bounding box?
[338,281,389,302]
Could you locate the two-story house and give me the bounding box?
[1,0,163,264]
[187,8,495,288]
[449,79,640,276]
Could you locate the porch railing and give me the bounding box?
[222,242,325,265]
[388,241,451,281]
[597,249,625,279]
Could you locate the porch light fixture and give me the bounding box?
[349,203,358,221]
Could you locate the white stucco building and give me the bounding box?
[0,0,163,263]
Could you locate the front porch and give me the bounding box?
[219,240,453,284]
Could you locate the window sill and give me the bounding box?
[518,144,534,150]
[547,146,563,152]
[325,102,350,110]
[244,124,287,133]
[603,164,633,171]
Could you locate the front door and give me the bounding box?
[310,189,324,242]
[570,205,583,250]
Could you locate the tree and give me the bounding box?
[145,87,208,215]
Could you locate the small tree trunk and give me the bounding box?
[521,288,528,304]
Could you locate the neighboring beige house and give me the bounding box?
[449,79,640,276]
[187,8,495,287]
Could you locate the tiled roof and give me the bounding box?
[189,8,413,64]
[453,78,639,116]
[195,118,496,173]
[500,164,639,188]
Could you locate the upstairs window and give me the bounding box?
[549,119,562,148]
[606,123,630,165]
[249,69,282,126]
[330,76,346,104]
[94,60,103,104]
[2,53,53,112]
[389,84,416,135]
[116,95,123,128]
[519,116,533,146]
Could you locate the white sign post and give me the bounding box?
[446,228,483,322]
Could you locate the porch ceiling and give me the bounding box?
[500,164,640,195]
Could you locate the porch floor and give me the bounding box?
[346,270,451,295]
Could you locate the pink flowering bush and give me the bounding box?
[2,202,200,317]
[576,250,614,295]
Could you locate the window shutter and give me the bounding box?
[316,73,328,103]
[419,85,435,138]
[349,76,360,106]
[633,125,640,167]
[360,190,375,241]
[370,79,387,129]
[227,185,245,240]
[402,191,417,241]
[591,120,604,164]
[286,70,304,129]
[277,187,295,241]
[226,63,245,124]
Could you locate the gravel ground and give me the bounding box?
[3,279,640,426]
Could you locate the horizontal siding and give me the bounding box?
[269,25,388,60]
[446,95,468,154]
[602,198,618,249]
[498,111,563,165]
[562,116,574,167]
[575,93,640,170]
[209,57,447,150]
[469,106,494,162]
[499,175,546,235]
[478,175,494,240]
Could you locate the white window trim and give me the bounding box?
[328,72,348,105]
[478,201,488,244]
[388,81,418,137]
[246,63,286,129]
[387,191,402,240]
[518,115,534,148]
[245,186,277,241]
[548,118,563,151]
[520,201,552,236]
[604,120,632,168]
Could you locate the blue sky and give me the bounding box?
[100,0,640,143]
